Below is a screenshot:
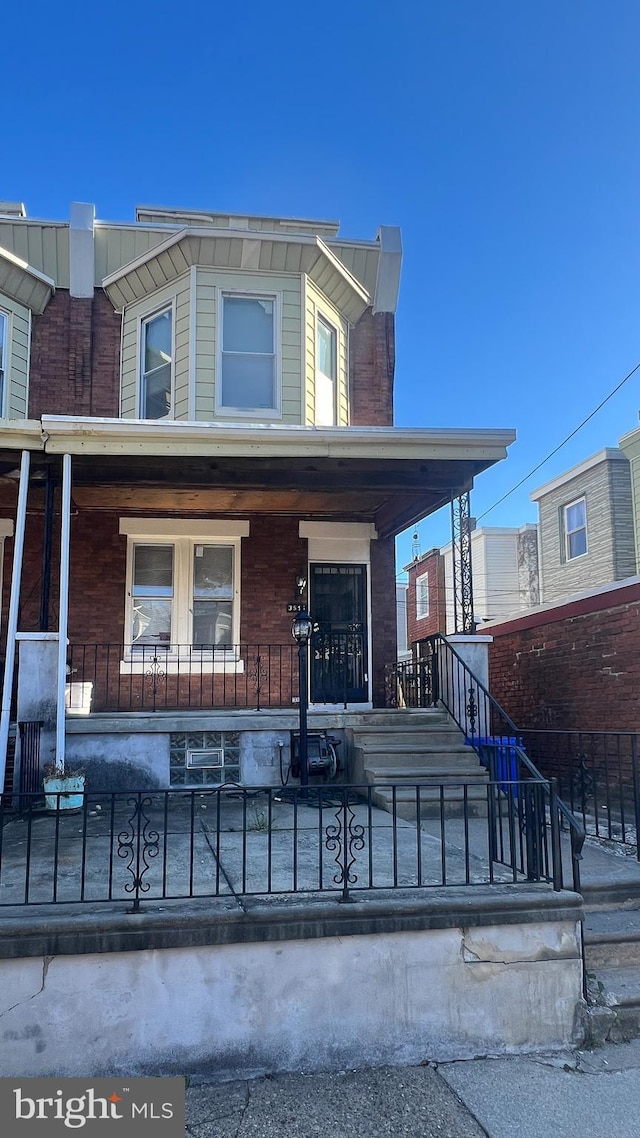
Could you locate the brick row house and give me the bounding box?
[0,201,514,791]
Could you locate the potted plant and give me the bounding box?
[43,763,86,812]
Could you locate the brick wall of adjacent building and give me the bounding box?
[487,580,640,731]
[349,308,395,426]
[406,549,446,648]
[29,290,121,419]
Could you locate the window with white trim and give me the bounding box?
[563,497,587,560]
[125,534,241,652]
[219,293,277,412]
[416,572,430,620]
[140,307,173,419]
[0,310,6,412]
[315,314,337,426]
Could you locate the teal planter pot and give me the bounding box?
[43,775,86,812]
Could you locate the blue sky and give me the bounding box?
[4,2,640,572]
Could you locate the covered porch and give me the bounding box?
[0,417,515,791]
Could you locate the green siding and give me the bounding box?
[194,268,303,422]
[120,273,191,419]
[0,292,30,418]
[0,223,69,288]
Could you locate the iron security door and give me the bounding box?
[310,564,368,704]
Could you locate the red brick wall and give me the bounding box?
[349,309,395,426]
[488,583,640,730]
[29,290,121,419]
[407,550,446,647]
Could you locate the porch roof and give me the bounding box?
[0,417,516,539]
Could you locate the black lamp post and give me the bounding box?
[291,610,313,789]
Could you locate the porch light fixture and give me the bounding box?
[295,572,307,596]
[291,609,313,789]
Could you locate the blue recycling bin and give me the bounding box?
[466,735,520,793]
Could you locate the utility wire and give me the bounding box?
[476,360,640,522]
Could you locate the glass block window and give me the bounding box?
[170,731,241,786]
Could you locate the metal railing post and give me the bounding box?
[549,778,563,891]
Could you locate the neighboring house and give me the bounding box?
[405,526,538,650]
[619,425,640,566]
[396,582,410,660]
[530,448,636,604]
[0,199,514,791]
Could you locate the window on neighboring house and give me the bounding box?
[416,573,429,620]
[0,310,6,412]
[127,535,239,651]
[141,308,173,419]
[563,497,587,560]
[315,315,337,426]
[220,294,277,412]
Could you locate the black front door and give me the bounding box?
[310,564,368,704]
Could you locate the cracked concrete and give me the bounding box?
[0,954,54,1018]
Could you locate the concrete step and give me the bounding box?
[588,967,640,1041]
[355,737,474,752]
[364,765,488,781]
[584,909,640,968]
[371,784,489,820]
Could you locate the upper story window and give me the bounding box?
[140,307,173,419]
[0,310,6,412]
[219,294,277,413]
[416,572,430,620]
[563,497,587,560]
[315,315,337,426]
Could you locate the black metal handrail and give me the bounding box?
[0,779,563,910]
[423,635,586,893]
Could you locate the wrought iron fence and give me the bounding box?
[0,778,567,910]
[385,636,585,890]
[519,730,640,857]
[67,643,300,713]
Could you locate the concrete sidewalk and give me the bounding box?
[184,1040,640,1137]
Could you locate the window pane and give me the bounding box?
[132,599,172,644]
[223,297,273,353]
[194,546,233,596]
[565,501,585,532]
[317,319,336,379]
[144,311,172,373]
[221,353,275,408]
[568,529,587,559]
[143,362,171,419]
[133,545,173,595]
[193,601,233,647]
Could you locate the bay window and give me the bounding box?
[0,310,6,414]
[219,293,278,413]
[140,307,173,419]
[315,314,337,426]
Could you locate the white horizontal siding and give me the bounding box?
[0,292,30,417]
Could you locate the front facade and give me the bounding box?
[0,200,514,791]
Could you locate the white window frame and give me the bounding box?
[215,289,281,418]
[0,309,8,417]
[563,496,588,561]
[119,519,248,671]
[138,302,175,421]
[315,311,338,426]
[416,572,430,620]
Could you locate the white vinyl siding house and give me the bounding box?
[304,279,348,427]
[120,274,191,419]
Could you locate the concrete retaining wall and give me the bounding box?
[0,897,583,1078]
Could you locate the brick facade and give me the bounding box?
[29,290,121,420]
[349,309,395,426]
[487,581,640,731]
[406,549,446,649]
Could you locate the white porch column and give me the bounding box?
[0,450,30,792]
[55,454,72,769]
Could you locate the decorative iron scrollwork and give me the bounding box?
[466,685,477,739]
[117,796,160,912]
[325,794,365,902]
[249,653,268,709]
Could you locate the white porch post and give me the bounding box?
[0,451,30,792]
[55,453,72,769]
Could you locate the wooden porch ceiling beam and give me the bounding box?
[374,481,474,539]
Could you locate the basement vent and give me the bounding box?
[186,748,224,770]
